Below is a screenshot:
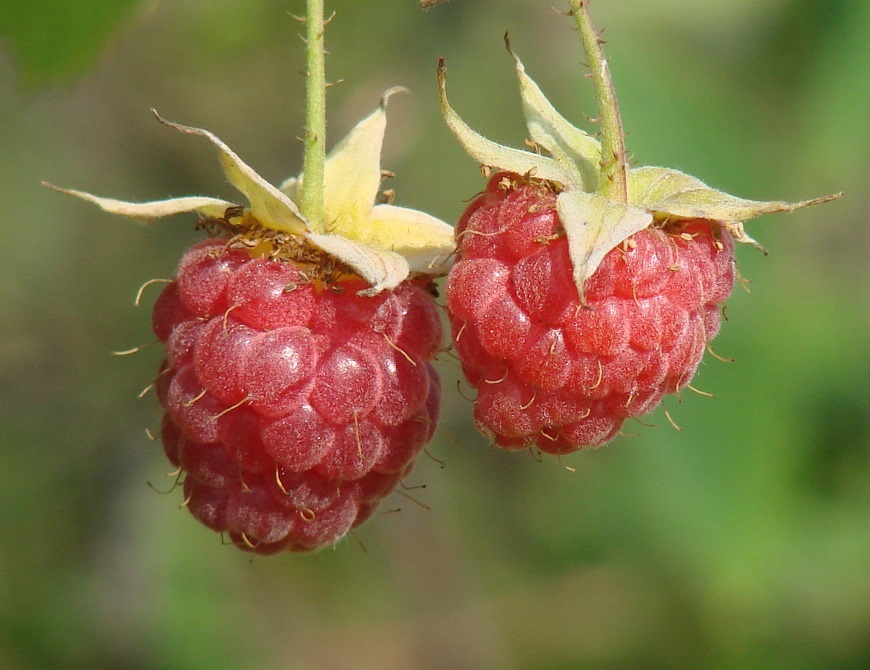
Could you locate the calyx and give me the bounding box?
[46,92,454,296]
[438,38,841,301]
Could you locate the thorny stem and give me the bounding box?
[569,0,628,203]
[299,0,327,229]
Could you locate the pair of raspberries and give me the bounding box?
[147,173,736,554]
[49,10,838,554]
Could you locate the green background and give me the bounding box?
[1,0,868,668]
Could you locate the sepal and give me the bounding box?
[507,38,600,191]
[441,42,842,300]
[628,166,843,221]
[437,59,570,184]
[629,166,843,248]
[306,232,410,296]
[46,97,455,295]
[557,190,652,302]
[41,184,233,220]
[153,111,309,235]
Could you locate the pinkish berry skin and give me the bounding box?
[445,173,735,454]
[154,238,442,554]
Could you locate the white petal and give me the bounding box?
[153,111,308,234]
[305,231,410,295]
[43,182,234,219]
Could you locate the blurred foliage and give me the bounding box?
[0,0,868,669]
[0,0,145,88]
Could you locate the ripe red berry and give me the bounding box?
[437,7,838,456]
[48,98,453,554]
[155,238,441,553]
[447,173,734,453]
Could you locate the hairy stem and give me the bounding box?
[569,0,628,203]
[299,0,327,229]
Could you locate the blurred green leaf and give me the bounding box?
[0,0,146,87]
[795,0,870,181]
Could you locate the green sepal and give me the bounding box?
[437,59,570,183]
[508,37,600,192]
[629,166,843,248]
[629,166,842,222]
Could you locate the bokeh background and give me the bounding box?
[1,0,868,668]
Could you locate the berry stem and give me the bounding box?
[299,0,327,230]
[569,0,628,203]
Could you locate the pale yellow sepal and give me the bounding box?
[41,183,234,220]
[322,89,401,236]
[363,204,454,275]
[557,190,653,302]
[306,232,410,296]
[280,88,455,286]
[151,112,308,235]
[47,110,307,234]
[46,99,455,295]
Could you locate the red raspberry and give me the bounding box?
[436,6,838,456]
[446,173,734,454]
[154,238,441,553]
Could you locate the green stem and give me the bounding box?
[570,0,628,203]
[299,0,327,230]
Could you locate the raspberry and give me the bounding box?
[48,94,454,553]
[155,238,442,553]
[447,173,734,453]
[438,7,838,455]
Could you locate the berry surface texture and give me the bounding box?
[155,238,442,554]
[447,173,734,454]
